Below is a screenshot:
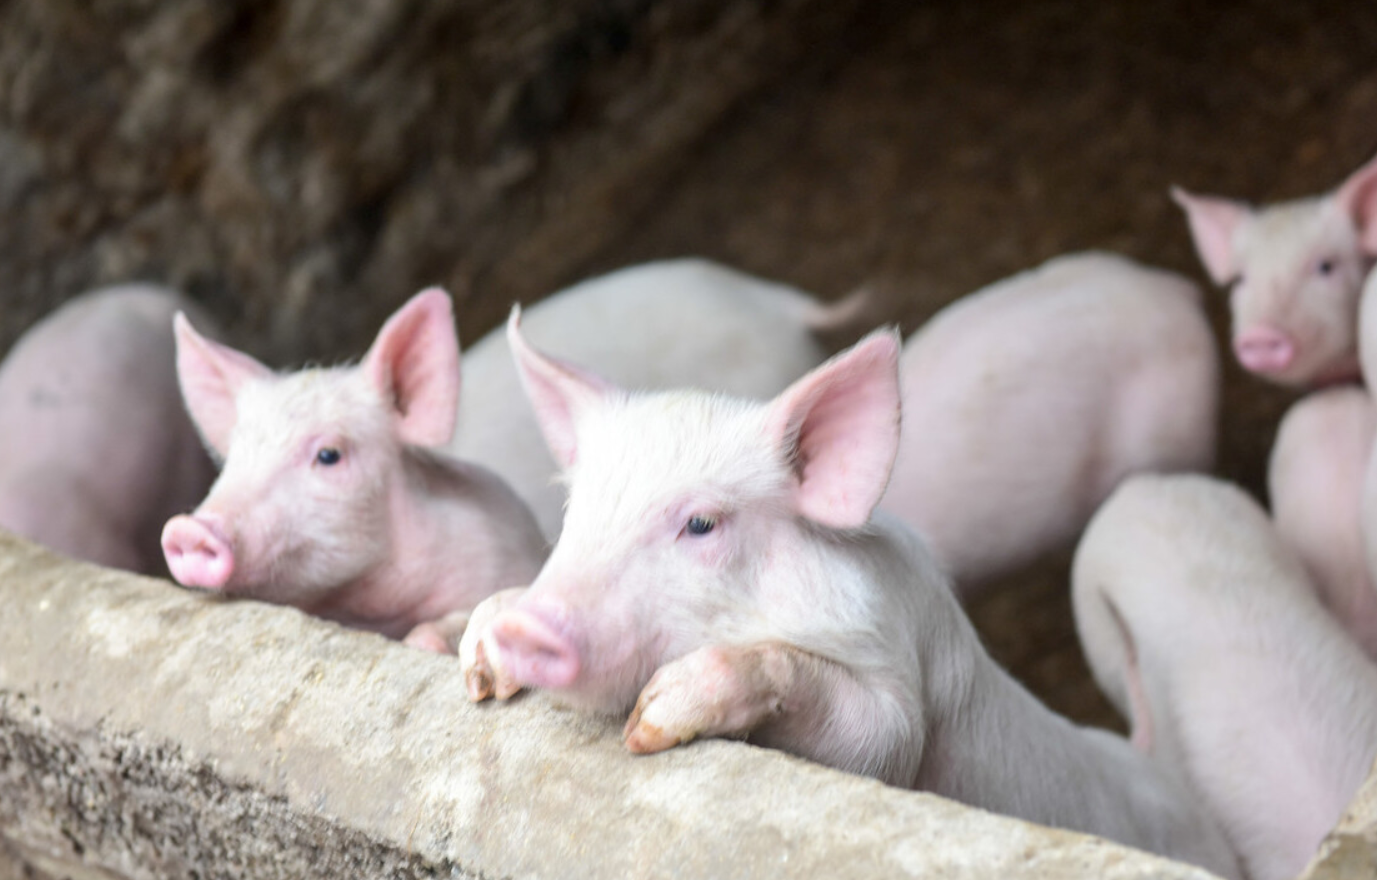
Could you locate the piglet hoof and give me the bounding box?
[458,587,528,702]
[623,644,784,755]
[402,622,456,655]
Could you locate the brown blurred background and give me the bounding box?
[3,0,1375,728]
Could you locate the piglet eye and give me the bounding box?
[1317,259,1335,276]
[316,447,342,466]
[686,515,716,536]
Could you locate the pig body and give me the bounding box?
[450,258,840,539]
[460,317,1240,877]
[879,251,1219,591]
[1073,474,1377,880]
[1268,386,1377,656]
[161,289,546,650]
[1173,154,1377,385]
[0,284,215,574]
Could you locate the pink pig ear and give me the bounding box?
[363,287,461,448]
[506,305,615,470]
[173,312,273,458]
[1336,153,1377,255]
[1171,186,1250,286]
[766,329,903,530]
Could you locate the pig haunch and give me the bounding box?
[449,258,846,540]
[1073,474,1377,880]
[164,288,546,651]
[879,251,1219,592]
[1174,153,1377,387]
[0,284,215,575]
[1269,386,1377,657]
[460,315,1240,877]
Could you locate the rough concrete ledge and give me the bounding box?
[0,532,1361,880]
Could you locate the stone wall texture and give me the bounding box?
[0,534,1260,880]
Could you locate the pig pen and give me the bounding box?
[1,0,1375,877]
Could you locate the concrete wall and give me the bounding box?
[0,533,1372,879]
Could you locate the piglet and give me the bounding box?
[0,284,215,574]
[161,288,546,652]
[1073,473,1377,880]
[1173,153,1377,385]
[879,251,1218,592]
[459,311,1240,877]
[449,258,858,539]
[1268,386,1377,656]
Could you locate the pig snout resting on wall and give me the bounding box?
[1073,474,1377,880]
[0,284,216,575]
[1173,153,1377,386]
[1268,386,1377,657]
[460,312,1240,877]
[161,288,546,653]
[878,251,1219,593]
[449,258,855,540]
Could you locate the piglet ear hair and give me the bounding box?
[506,305,615,470]
[1336,153,1377,255]
[1170,186,1250,286]
[173,313,273,459]
[363,287,461,448]
[766,328,903,530]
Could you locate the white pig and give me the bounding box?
[0,284,215,574]
[1073,473,1377,880]
[879,251,1219,592]
[459,313,1241,877]
[1268,386,1377,656]
[450,258,858,539]
[1173,153,1377,385]
[160,288,546,652]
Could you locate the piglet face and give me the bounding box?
[163,369,396,605]
[492,393,788,713]
[164,287,462,609]
[1174,155,1377,387]
[488,309,902,714]
[1227,202,1367,386]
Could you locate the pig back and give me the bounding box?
[0,284,216,572]
[1072,473,1377,880]
[882,251,1217,588]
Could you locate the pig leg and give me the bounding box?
[1081,592,1156,753]
[402,610,471,655]
[623,641,847,754]
[459,586,528,701]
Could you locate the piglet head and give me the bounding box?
[488,306,902,713]
[162,288,461,610]
[1172,155,1377,387]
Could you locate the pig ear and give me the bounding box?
[363,287,461,448]
[506,305,615,470]
[766,329,902,530]
[1336,154,1377,254]
[173,312,273,458]
[1170,186,1250,285]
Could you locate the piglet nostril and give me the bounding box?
[491,605,581,689]
[161,514,235,589]
[1233,326,1296,375]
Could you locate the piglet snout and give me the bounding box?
[162,514,235,589]
[491,602,581,690]
[1233,326,1295,375]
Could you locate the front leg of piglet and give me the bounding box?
[459,587,529,700]
[624,641,843,754]
[402,610,472,655]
